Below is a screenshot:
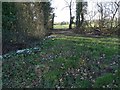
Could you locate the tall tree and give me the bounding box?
[76,1,87,28]
[64,0,74,29]
[2,2,53,54]
[41,2,53,29]
[2,2,52,43]
[97,2,104,29]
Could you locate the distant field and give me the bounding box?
[54,24,76,29]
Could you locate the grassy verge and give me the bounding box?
[2,35,120,88]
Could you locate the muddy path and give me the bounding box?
[50,29,76,35]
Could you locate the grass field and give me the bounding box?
[2,34,120,88]
[54,24,76,29]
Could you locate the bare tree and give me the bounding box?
[86,11,98,28]
[118,2,120,26]
[63,0,74,29]
[95,1,120,35]
[110,2,120,28]
[97,2,105,29]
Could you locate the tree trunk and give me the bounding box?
[76,13,80,28]
[97,3,104,29]
[76,2,84,28]
[69,3,72,29]
[51,13,55,29]
[80,11,84,26]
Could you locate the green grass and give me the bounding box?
[54,24,75,29]
[54,24,69,29]
[2,35,120,88]
[94,73,115,88]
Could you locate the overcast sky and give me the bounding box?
[51,0,98,23]
[51,0,119,23]
[51,0,76,23]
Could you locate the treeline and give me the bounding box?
[63,0,119,35]
[2,2,53,45]
[74,1,120,35]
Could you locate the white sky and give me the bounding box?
[51,0,119,23]
[51,0,76,23]
[51,0,97,23]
